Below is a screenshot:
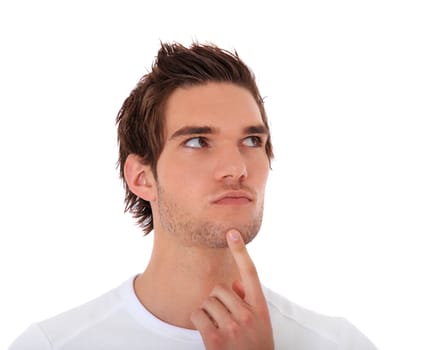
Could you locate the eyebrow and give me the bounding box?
[169,124,269,140]
[244,125,269,135]
[169,126,216,140]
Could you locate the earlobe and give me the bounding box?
[124,154,156,201]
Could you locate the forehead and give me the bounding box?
[163,82,263,135]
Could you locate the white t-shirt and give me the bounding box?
[9,275,377,349]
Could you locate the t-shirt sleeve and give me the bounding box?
[338,318,378,350]
[8,324,52,350]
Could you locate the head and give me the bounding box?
[116,42,273,236]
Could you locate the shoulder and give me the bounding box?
[262,286,377,350]
[9,323,52,350]
[9,278,130,350]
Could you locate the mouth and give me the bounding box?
[211,191,253,205]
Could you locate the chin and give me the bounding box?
[189,222,260,249]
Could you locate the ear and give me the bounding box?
[124,154,156,202]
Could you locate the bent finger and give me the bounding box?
[190,308,218,334]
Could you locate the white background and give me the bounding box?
[1,1,429,349]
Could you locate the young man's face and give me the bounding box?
[152,82,270,248]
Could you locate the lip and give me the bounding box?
[211,191,253,205]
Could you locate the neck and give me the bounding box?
[134,230,240,329]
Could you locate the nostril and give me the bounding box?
[213,147,248,181]
[218,165,248,181]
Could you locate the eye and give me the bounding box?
[242,136,263,147]
[184,137,209,149]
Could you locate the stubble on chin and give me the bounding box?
[157,187,264,248]
[188,219,262,248]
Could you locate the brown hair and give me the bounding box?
[116,42,273,235]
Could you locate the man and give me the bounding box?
[10,42,377,349]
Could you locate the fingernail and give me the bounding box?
[228,230,240,241]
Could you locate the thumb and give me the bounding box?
[232,280,245,299]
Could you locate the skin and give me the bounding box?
[125,82,274,349]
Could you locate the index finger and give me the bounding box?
[226,229,265,306]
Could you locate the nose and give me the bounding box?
[213,146,248,182]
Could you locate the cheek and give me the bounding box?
[249,157,270,185]
[157,159,209,196]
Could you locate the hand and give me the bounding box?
[190,229,274,350]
